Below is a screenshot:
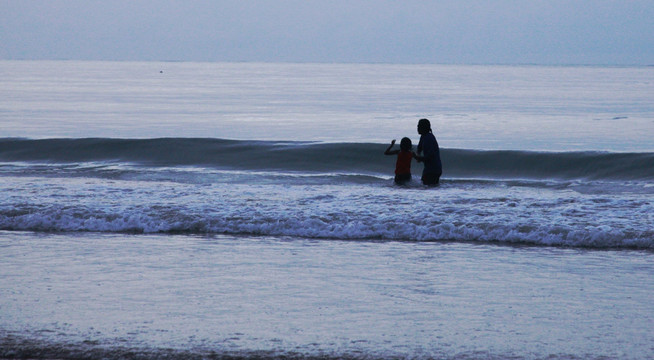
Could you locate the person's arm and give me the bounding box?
[384,140,400,155]
[414,137,423,161]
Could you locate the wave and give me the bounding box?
[1,203,652,249]
[2,138,653,181]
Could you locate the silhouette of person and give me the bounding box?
[384,137,415,185]
[414,119,442,185]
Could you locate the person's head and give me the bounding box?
[399,137,412,151]
[417,118,432,135]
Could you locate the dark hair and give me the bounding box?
[400,137,412,151]
[418,118,432,132]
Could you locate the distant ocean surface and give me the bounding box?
[1,61,653,359]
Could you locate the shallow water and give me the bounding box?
[1,232,653,359]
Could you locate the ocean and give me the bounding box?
[1,60,653,359]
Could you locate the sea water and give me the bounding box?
[1,61,653,359]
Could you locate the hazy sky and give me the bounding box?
[1,0,652,65]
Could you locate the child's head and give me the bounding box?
[400,137,412,151]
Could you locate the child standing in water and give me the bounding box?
[384,137,415,185]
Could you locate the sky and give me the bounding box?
[1,0,653,65]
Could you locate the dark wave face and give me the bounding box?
[2,137,653,181]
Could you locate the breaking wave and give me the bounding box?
[2,137,653,181]
[1,198,652,249]
[1,138,653,249]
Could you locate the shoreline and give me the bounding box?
[2,232,652,359]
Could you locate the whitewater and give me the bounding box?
[1,61,653,359]
[1,138,653,248]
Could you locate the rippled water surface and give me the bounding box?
[2,232,653,359]
[1,61,653,359]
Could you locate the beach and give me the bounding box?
[1,60,653,359]
[2,231,653,359]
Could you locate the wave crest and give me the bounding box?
[1,205,651,249]
[2,137,653,181]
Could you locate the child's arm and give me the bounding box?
[384,140,400,155]
[413,151,423,162]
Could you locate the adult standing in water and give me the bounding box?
[414,118,442,185]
